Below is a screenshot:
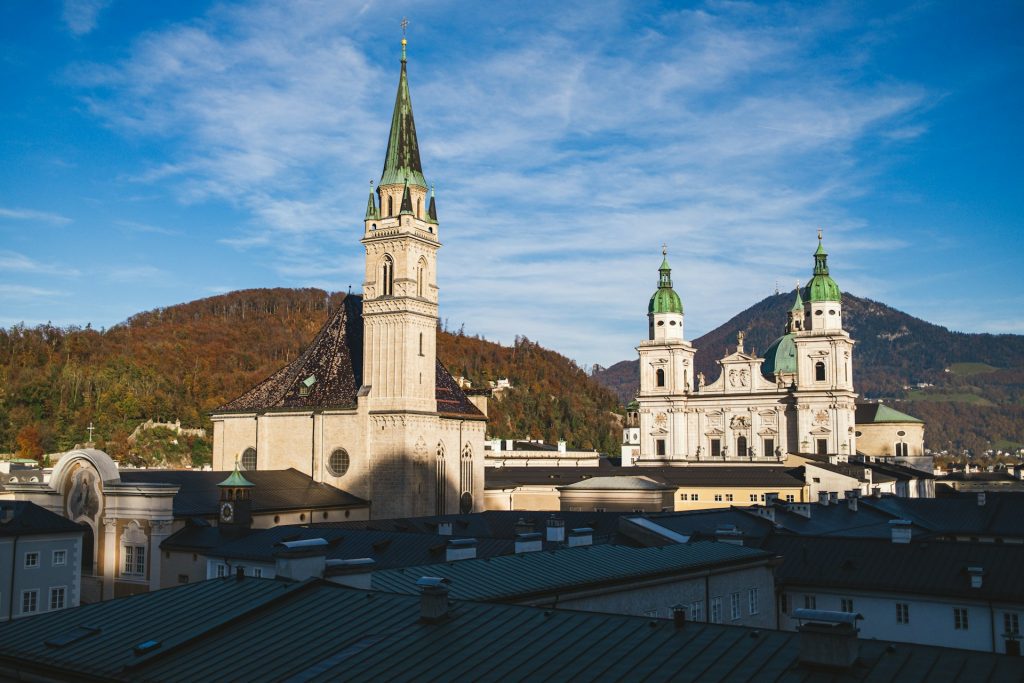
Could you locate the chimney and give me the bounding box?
[273,538,328,581]
[889,519,912,544]
[515,532,543,553]
[977,492,987,507]
[445,538,477,562]
[818,492,830,507]
[437,521,453,536]
[846,492,858,512]
[793,609,861,669]
[416,576,451,623]
[325,558,376,589]
[764,492,779,507]
[672,604,687,629]
[871,487,881,497]
[828,492,839,505]
[755,506,776,523]
[787,503,811,519]
[567,527,593,547]
[557,439,567,453]
[546,516,566,543]
[967,566,984,589]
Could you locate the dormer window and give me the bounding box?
[299,374,316,397]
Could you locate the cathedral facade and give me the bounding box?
[625,237,857,466]
[211,40,486,519]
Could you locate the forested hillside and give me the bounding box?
[0,289,621,464]
[593,292,1024,454]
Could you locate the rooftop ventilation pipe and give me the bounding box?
[445,538,477,562]
[672,604,687,629]
[273,538,328,581]
[889,520,912,545]
[546,516,566,543]
[567,527,593,547]
[325,558,376,589]
[437,521,453,536]
[968,566,984,589]
[515,532,543,554]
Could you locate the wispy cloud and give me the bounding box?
[0,251,81,277]
[62,0,112,36]
[0,207,72,225]
[116,220,180,236]
[0,284,68,300]
[71,0,936,364]
[107,265,166,282]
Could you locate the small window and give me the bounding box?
[669,320,676,325]
[730,592,741,621]
[241,447,257,471]
[327,448,350,477]
[252,567,263,578]
[690,601,703,622]
[710,597,722,623]
[216,564,227,578]
[711,439,721,458]
[656,368,666,387]
[21,590,38,614]
[123,545,146,576]
[49,586,66,611]
[419,332,424,357]
[763,438,775,458]
[25,552,39,568]
[804,595,817,610]
[781,592,790,614]
[954,607,969,630]
[841,598,854,612]
[178,574,190,584]
[725,494,734,502]
[828,309,836,315]
[896,603,910,624]
[656,439,666,456]
[816,439,828,456]
[1005,613,1021,635]
[785,494,795,503]
[749,494,758,502]
[714,494,723,502]
[748,588,759,615]
[815,309,823,316]
[52,550,67,566]
[657,321,664,326]
[897,430,906,437]
[690,493,699,501]
[815,361,826,381]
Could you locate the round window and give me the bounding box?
[855,431,862,437]
[897,430,906,437]
[327,448,350,477]
[657,321,664,326]
[829,310,836,315]
[669,320,676,325]
[240,447,257,471]
[815,310,823,315]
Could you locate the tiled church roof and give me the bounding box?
[213,295,483,420]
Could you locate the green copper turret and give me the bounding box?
[803,233,841,302]
[648,248,683,315]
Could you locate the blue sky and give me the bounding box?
[1,1,1022,367]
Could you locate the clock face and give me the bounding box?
[221,502,234,521]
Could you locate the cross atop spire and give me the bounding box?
[400,17,409,62]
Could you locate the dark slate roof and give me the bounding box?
[2,578,1022,682]
[119,468,367,517]
[757,502,920,539]
[316,510,633,544]
[766,535,1024,603]
[487,465,804,490]
[0,501,84,538]
[213,294,483,419]
[863,492,1024,538]
[865,461,935,480]
[621,508,778,547]
[804,460,899,483]
[163,523,513,570]
[372,542,774,602]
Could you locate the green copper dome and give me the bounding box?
[761,333,797,377]
[803,236,841,303]
[648,249,683,315]
[218,462,254,488]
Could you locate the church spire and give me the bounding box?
[399,178,414,215]
[427,184,438,224]
[381,36,427,189]
[365,181,379,220]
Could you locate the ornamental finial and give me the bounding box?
[817,227,823,241]
[661,243,667,257]
[401,17,409,62]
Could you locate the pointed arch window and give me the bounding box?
[460,444,474,514]
[387,196,394,216]
[656,368,666,388]
[815,361,826,382]
[381,255,394,297]
[435,443,446,515]
[417,198,423,218]
[416,257,427,297]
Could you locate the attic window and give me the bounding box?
[299,375,316,397]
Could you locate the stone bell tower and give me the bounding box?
[361,36,440,414]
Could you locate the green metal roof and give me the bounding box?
[790,287,804,312]
[648,250,683,314]
[804,236,841,303]
[2,576,1022,681]
[380,46,427,189]
[761,333,797,377]
[855,403,924,424]
[364,189,379,220]
[372,542,769,602]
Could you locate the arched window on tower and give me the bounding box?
[417,257,427,297]
[381,255,394,296]
[387,196,394,216]
[656,368,666,387]
[460,444,473,514]
[241,447,257,471]
[417,198,423,218]
[815,361,826,382]
[435,443,446,515]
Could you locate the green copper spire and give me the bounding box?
[427,184,438,224]
[786,282,805,333]
[365,182,379,220]
[790,283,804,312]
[804,230,841,302]
[381,39,427,189]
[219,460,254,488]
[648,246,683,315]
